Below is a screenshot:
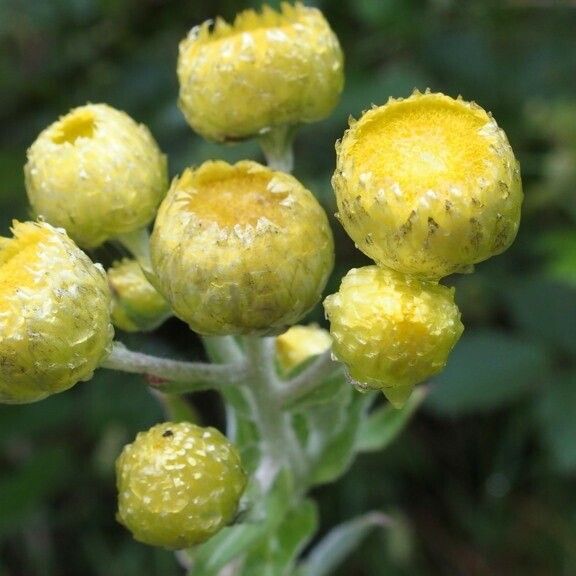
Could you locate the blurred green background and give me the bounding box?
[1,0,576,574]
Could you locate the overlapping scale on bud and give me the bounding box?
[324,266,463,408]
[276,324,332,374]
[150,160,334,335]
[107,259,172,333]
[0,221,113,404]
[25,104,168,248]
[177,2,343,142]
[333,91,523,280]
[116,422,247,549]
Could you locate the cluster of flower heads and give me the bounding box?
[325,91,523,406]
[0,0,523,550]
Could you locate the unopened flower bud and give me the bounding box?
[0,221,113,404]
[116,422,246,549]
[150,160,334,335]
[25,103,168,248]
[276,324,332,374]
[333,91,523,280]
[324,266,463,408]
[107,259,171,332]
[177,2,343,142]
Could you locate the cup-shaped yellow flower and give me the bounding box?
[116,422,247,549]
[333,91,523,280]
[150,160,334,335]
[177,2,344,142]
[107,259,172,333]
[0,221,114,404]
[324,266,463,408]
[276,324,332,374]
[25,103,168,248]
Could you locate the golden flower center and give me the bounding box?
[186,173,289,228]
[52,110,96,144]
[350,97,495,199]
[0,234,41,314]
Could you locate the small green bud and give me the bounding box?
[116,422,247,549]
[107,259,171,332]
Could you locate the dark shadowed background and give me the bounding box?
[1,0,576,574]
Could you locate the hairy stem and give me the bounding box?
[242,336,306,491]
[279,350,342,407]
[100,342,247,392]
[258,125,296,173]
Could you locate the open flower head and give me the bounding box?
[276,324,332,374]
[107,259,172,333]
[116,422,247,549]
[178,2,343,142]
[0,221,113,404]
[25,103,168,248]
[324,266,463,408]
[150,160,334,335]
[333,91,523,280]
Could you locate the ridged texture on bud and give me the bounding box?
[333,91,523,280]
[150,160,334,335]
[276,324,332,374]
[324,266,463,407]
[116,422,247,549]
[108,259,171,332]
[177,2,343,142]
[25,103,168,248]
[0,221,113,404]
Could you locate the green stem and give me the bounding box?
[242,336,306,491]
[116,227,153,275]
[258,125,296,173]
[100,342,247,392]
[279,350,342,407]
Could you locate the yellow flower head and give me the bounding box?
[324,266,463,408]
[177,2,344,142]
[107,259,172,333]
[150,160,334,335]
[25,104,168,248]
[276,324,332,374]
[116,422,247,549]
[333,91,523,280]
[0,221,114,404]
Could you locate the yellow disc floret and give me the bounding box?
[150,160,334,336]
[25,103,168,248]
[107,259,172,333]
[116,422,247,549]
[333,91,523,279]
[0,221,114,404]
[177,2,343,142]
[324,266,463,407]
[276,324,332,374]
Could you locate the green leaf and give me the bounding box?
[532,372,576,474]
[426,330,550,416]
[243,500,318,576]
[297,512,391,576]
[284,370,350,412]
[356,386,427,453]
[309,392,374,486]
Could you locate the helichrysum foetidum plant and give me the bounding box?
[25,103,168,248]
[1,3,522,574]
[0,221,113,403]
[150,160,334,335]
